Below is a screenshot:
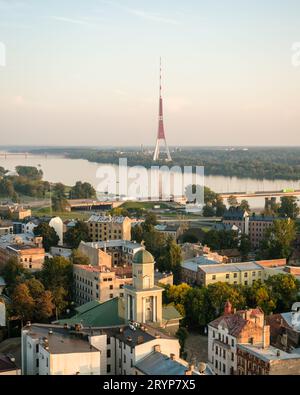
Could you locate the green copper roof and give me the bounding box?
[133,249,154,264]
[58,298,125,327]
[162,305,182,321]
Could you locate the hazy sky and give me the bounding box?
[1,0,300,146]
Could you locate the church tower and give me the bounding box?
[124,249,163,325]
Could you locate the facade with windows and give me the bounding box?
[87,215,132,243]
[73,264,132,305]
[208,302,270,375]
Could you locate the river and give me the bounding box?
[0,154,299,209]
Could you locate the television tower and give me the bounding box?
[153,58,172,162]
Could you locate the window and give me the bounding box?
[213,330,215,338]
[234,273,237,278]
[124,355,126,363]
[226,274,230,279]
[36,344,39,353]
[223,364,225,373]
[223,349,226,359]
[110,294,114,298]
[107,364,111,373]
[107,350,111,358]
[231,353,234,361]
[212,275,216,280]
[36,359,39,368]
[244,281,248,286]
[231,339,235,347]
[110,285,113,290]
[244,272,248,277]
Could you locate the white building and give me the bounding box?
[21,322,181,376]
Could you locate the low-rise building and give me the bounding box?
[0,221,13,236]
[0,234,45,271]
[21,322,181,376]
[154,223,184,241]
[237,343,300,375]
[0,204,31,221]
[208,302,270,375]
[87,215,132,242]
[23,216,64,246]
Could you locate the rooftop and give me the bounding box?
[238,343,300,362]
[135,351,196,375]
[0,354,18,373]
[23,324,99,354]
[87,215,129,224]
[57,297,125,328]
[182,256,220,272]
[80,239,142,250]
[199,261,263,274]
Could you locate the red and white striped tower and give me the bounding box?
[153,58,172,162]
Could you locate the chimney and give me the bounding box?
[224,300,232,315]
[154,345,161,353]
[262,325,270,349]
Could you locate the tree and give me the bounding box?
[227,195,238,207]
[176,327,189,357]
[164,283,192,316]
[184,287,208,328]
[265,274,300,312]
[238,234,251,261]
[71,249,90,265]
[278,196,300,219]
[259,219,296,259]
[64,221,90,249]
[1,257,26,293]
[40,256,73,314]
[205,282,246,317]
[156,237,182,283]
[25,278,45,299]
[243,280,276,315]
[52,183,69,212]
[144,212,158,228]
[239,200,250,212]
[70,181,96,199]
[202,204,215,217]
[11,283,35,323]
[33,222,59,251]
[15,166,43,180]
[215,197,226,217]
[131,224,144,243]
[35,290,55,322]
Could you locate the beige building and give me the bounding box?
[124,250,163,326]
[0,205,31,221]
[73,264,132,305]
[208,302,270,375]
[0,234,45,271]
[78,239,143,267]
[87,215,132,242]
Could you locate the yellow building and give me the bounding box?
[124,250,163,326]
[87,215,132,242]
[198,262,264,287]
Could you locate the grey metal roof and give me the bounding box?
[135,352,191,375]
[199,262,262,274]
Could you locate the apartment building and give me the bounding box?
[73,264,132,305]
[222,208,286,248]
[0,234,45,271]
[87,215,132,242]
[208,302,270,375]
[78,239,143,267]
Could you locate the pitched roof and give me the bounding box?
[57,298,125,327]
[162,305,182,321]
[135,352,193,375]
[209,308,264,337]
